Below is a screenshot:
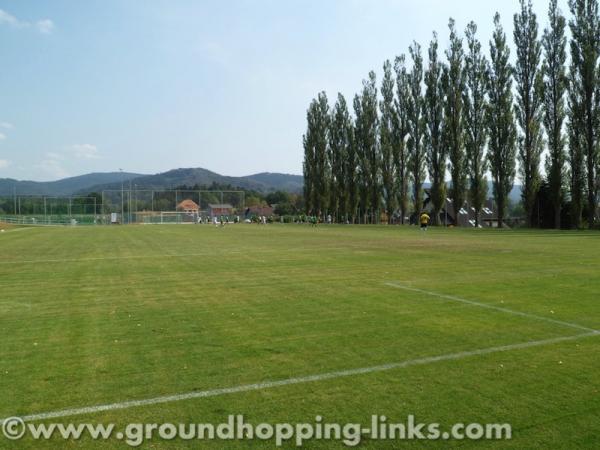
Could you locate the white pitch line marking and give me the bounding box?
[1,331,598,424]
[385,282,598,333]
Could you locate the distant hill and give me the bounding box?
[0,168,304,196]
[0,172,143,196]
[81,168,304,194]
[243,172,305,193]
[1,168,521,200]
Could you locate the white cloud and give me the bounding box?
[36,19,54,34]
[0,122,13,130]
[0,133,5,140]
[0,8,54,34]
[35,154,69,179]
[0,9,18,27]
[0,159,9,169]
[45,151,64,160]
[70,144,100,159]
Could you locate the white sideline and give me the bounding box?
[1,331,598,424]
[385,282,598,334]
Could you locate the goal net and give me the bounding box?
[137,211,198,224]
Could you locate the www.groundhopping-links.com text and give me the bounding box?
[1,415,512,447]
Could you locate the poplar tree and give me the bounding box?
[393,55,411,224]
[407,42,426,217]
[568,0,600,229]
[302,98,316,215]
[514,0,544,227]
[346,120,359,223]
[302,92,330,216]
[353,72,380,223]
[567,87,586,227]
[463,21,489,227]
[353,93,367,222]
[380,60,396,223]
[424,33,446,224]
[542,0,567,229]
[444,18,467,225]
[329,93,353,222]
[487,13,517,228]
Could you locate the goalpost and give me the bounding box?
[159,211,197,224]
[135,211,198,224]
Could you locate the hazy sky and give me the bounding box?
[0,0,569,181]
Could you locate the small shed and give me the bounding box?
[208,203,233,218]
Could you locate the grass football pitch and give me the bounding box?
[1,224,599,448]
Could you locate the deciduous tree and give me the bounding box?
[393,55,411,224]
[568,0,600,228]
[487,13,517,228]
[444,18,467,226]
[463,21,489,227]
[302,92,330,216]
[407,42,426,218]
[542,0,568,228]
[424,33,446,225]
[514,0,544,227]
[380,60,396,223]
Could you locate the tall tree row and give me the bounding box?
[302,0,600,228]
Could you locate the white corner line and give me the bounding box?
[384,282,598,334]
[2,331,598,424]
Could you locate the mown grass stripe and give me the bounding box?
[2,332,597,424]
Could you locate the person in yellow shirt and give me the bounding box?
[419,212,430,231]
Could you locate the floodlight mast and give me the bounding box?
[120,168,124,224]
[129,179,132,224]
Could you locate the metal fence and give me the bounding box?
[0,190,245,226]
